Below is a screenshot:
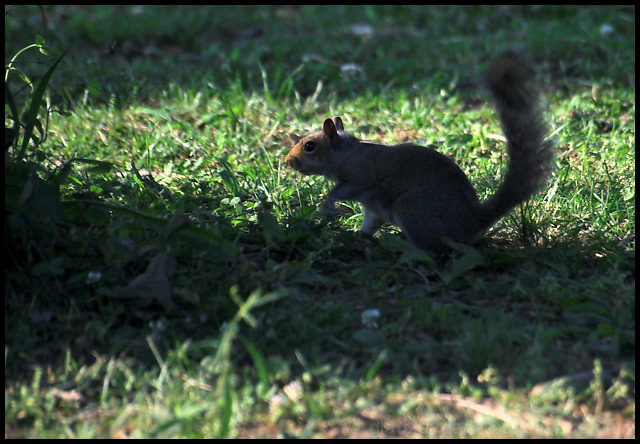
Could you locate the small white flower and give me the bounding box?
[269,393,285,417]
[350,24,374,39]
[340,63,361,74]
[283,380,303,403]
[340,63,362,81]
[599,23,614,37]
[361,308,380,329]
[86,271,102,285]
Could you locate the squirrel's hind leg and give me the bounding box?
[359,206,386,235]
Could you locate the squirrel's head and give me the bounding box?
[285,116,344,176]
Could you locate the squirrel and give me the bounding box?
[284,51,554,254]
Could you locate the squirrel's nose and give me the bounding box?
[285,154,297,169]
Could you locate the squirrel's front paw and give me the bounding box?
[321,201,338,218]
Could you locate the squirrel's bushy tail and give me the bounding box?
[478,50,554,230]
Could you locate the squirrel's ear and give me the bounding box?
[323,118,338,139]
[332,116,344,132]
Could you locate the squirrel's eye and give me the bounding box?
[303,141,316,152]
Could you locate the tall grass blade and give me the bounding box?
[17,51,66,161]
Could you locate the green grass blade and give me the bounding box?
[17,51,66,161]
[4,82,21,150]
[241,338,270,398]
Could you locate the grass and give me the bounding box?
[5,5,635,438]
